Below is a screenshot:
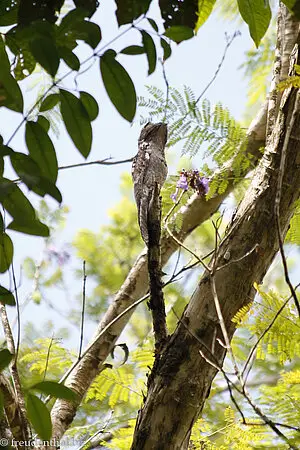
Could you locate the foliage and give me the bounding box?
[139,85,253,199]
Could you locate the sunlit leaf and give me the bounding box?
[237,0,271,47]
[195,0,217,31]
[30,381,77,401]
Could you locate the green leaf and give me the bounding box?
[0,0,19,26]
[25,121,58,182]
[10,152,62,203]
[115,0,151,25]
[30,36,60,77]
[58,46,80,71]
[80,91,99,121]
[0,286,15,306]
[0,233,13,273]
[100,50,136,122]
[40,93,60,112]
[26,393,52,440]
[164,26,194,43]
[121,45,145,55]
[147,18,159,32]
[76,21,101,49]
[37,116,50,132]
[8,219,49,237]
[159,0,198,29]
[60,89,92,157]
[160,38,172,61]
[0,349,13,371]
[195,0,217,31]
[0,37,23,112]
[141,30,157,75]
[30,381,77,401]
[237,0,271,47]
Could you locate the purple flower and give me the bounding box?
[176,170,189,191]
[171,170,189,202]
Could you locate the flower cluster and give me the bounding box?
[171,169,210,202]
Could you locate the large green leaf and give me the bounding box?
[0,37,23,112]
[10,152,62,203]
[164,26,194,43]
[237,0,271,47]
[80,91,99,121]
[26,393,52,440]
[0,233,13,273]
[30,381,77,401]
[0,349,13,371]
[100,50,136,122]
[8,219,49,237]
[60,89,92,157]
[25,121,58,182]
[0,286,15,306]
[30,36,59,77]
[141,30,157,75]
[195,0,217,31]
[115,0,151,25]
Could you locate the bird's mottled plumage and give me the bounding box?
[132,122,168,245]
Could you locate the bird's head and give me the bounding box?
[138,122,168,149]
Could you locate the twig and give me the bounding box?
[76,410,114,450]
[161,58,170,123]
[78,261,87,359]
[43,335,54,382]
[58,157,134,171]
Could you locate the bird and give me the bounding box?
[132,122,168,245]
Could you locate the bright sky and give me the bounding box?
[1,2,255,346]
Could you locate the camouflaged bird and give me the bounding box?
[132,123,168,245]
